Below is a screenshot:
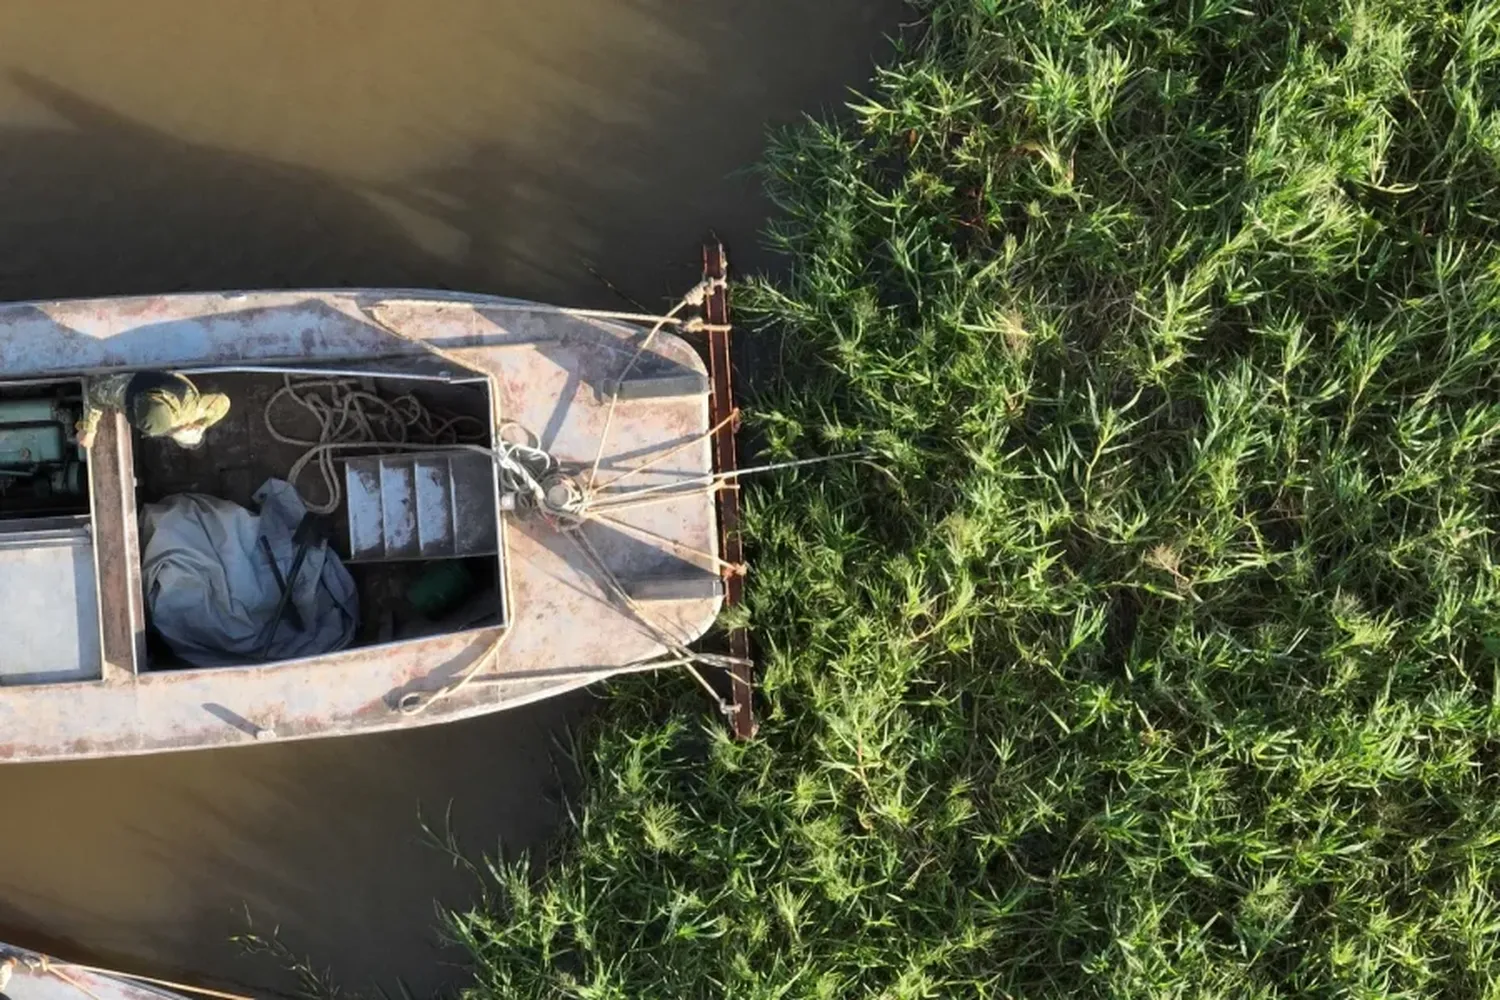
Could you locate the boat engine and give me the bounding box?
[0,395,86,504]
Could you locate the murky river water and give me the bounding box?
[0,2,901,995]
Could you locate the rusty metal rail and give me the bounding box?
[700,242,757,739]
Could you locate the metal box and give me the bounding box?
[344,451,499,561]
[0,520,102,685]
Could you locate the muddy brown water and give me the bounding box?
[0,2,902,995]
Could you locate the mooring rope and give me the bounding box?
[583,275,726,490]
[345,276,860,723]
[398,626,515,716]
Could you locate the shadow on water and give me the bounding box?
[0,0,903,995]
[0,0,907,307]
[0,73,474,301]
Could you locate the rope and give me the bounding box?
[265,375,568,518]
[581,451,869,517]
[590,408,739,492]
[264,376,487,514]
[557,521,741,720]
[398,627,513,715]
[41,964,105,1000]
[566,522,695,650]
[65,966,254,1000]
[371,299,701,329]
[585,275,726,489]
[491,423,555,508]
[588,508,746,575]
[364,275,868,728]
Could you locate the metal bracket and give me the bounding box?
[610,372,710,400]
[624,574,726,601]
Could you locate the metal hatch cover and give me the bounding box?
[0,519,103,685]
[344,450,499,561]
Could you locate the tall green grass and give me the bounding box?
[451,0,1500,995]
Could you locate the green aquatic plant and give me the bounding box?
[452,0,1500,995]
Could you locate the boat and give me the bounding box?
[0,942,197,1000]
[0,247,748,762]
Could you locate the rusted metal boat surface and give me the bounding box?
[0,281,731,762]
[0,943,188,1000]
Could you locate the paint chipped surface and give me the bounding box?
[414,458,454,552]
[0,942,183,1000]
[379,460,417,555]
[345,451,494,560]
[346,462,385,557]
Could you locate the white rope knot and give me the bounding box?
[493,426,554,508]
[490,427,588,525]
[679,275,727,308]
[540,472,585,518]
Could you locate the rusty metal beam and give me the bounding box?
[701,242,756,739]
[88,410,145,683]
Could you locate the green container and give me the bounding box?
[406,561,476,618]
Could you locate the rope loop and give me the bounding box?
[264,376,487,514]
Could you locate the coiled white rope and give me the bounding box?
[264,376,488,514]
